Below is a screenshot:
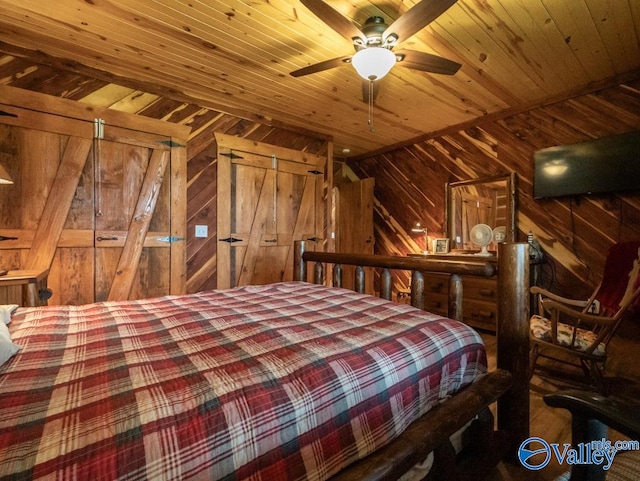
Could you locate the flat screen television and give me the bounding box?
[533,130,640,199]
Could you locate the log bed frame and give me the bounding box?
[293,240,531,480]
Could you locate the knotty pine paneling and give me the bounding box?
[348,78,640,301]
[1,1,639,158]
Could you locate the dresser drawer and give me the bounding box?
[462,277,497,302]
[464,299,497,322]
[463,299,497,331]
[424,273,449,295]
[424,294,448,317]
[422,273,449,316]
[462,277,497,332]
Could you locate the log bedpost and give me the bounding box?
[314,262,323,284]
[355,266,365,293]
[333,264,342,287]
[448,273,463,322]
[380,268,392,301]
[294,240,306,282]
[410,271,424,310]
[497,242,530,459]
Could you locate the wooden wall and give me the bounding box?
[0,55,331,294]
[346,77,640,300]
[3,52,639,300]
[181,119,329,293]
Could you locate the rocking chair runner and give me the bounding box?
[529,241,640,390]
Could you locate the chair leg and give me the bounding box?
[579,358,592,380]
[590,361,607,395]
[529,344,539,380]
[580,359,607,394]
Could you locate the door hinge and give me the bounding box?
[158,140,185,148]
[219,237,243,243]
[156,236,185,243]
[93,118,105,140]
[220,151,244,159]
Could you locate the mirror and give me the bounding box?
[445,173,516,254]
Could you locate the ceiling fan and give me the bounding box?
[290,0,462,102]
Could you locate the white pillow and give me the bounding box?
[0,321,19,366]
[0,304,18,324]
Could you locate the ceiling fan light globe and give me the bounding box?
[352,47,396,81]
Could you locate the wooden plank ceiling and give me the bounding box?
[0,0,638,158]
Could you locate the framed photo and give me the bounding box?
[433,238,450,254]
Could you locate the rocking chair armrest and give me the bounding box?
[530,286,590,308]
[544,389,640,440]
[541,299,617,325]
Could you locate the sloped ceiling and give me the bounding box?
[0,0,638,157]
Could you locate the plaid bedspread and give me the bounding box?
[0,282,486,481]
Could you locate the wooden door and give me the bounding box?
[216,134,326,288]
[335,178,375,293]
[0,86,189,305]
[93,132,174,301]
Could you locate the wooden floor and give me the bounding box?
[479,331,640,481]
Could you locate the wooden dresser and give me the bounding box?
[423,269,498,332]
[415,252,541,332]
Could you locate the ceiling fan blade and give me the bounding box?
[383,0,457,43]
[290,55,353,77]
[361,79,381,103]
[395,49,461,75]
[301,0,366,44]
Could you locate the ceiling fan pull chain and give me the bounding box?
[368,79,375,132]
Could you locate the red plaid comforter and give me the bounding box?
[0,282,486,481]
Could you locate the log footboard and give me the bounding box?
[329,369,513,481]
[293,241,530,477]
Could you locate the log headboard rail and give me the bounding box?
[293,240,530,474]
[294,242,495,320]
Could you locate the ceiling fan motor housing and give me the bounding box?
[355,16,396,50]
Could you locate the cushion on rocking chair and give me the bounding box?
[530,315,606,357]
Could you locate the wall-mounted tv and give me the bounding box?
[533,131,640,199]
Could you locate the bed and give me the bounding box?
[0,242,529,481]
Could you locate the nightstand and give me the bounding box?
[0,269,49,307]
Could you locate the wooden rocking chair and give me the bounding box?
[545,388,640,480]
[529,241,640,392]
